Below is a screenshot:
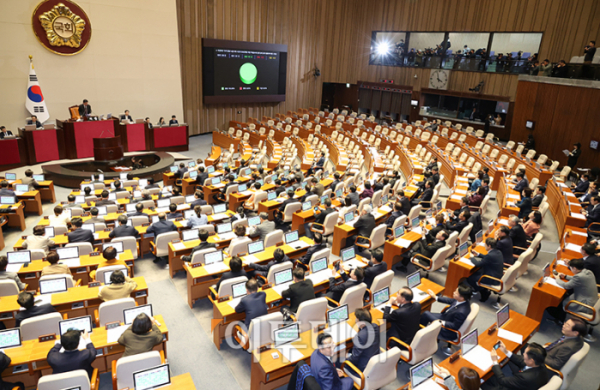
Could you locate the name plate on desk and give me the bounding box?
[90,252,100,257]
[191,262,203,269]
[218,296,230,303]
[89,282,101,288]
[39,334,56,342]
[105,321,121,330]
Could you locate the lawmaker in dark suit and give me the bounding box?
[235,279,268,329]
[249,212,276,241]
[495,226,514,265]
[531,186,545,208]
[306,198,335,239]
[300,233,328,265]
[248,248,291,278]
[362,249,387,289]
[543,318,586,370]
[347,186,360,206]
[0,353,24,390]
[281,268,315,313]
[485,342,549,390]
[508,216,528,251]
[571,175,590,194]
[214,257,248,293]
[578,242,600,283]
[27,115,42,128]
[383,287,422,345]
[109,215,140,239]
[47,330,97,378]
[453,197,470,218]
[190,190,207,207]
[196,167,209,186]
[515,188,533,219]
[15,291,57,327]
[67,218,95,245]
[385,202,405,232]
[326,266,364,303]
[0,181,15,196]
[347,205,376,257]
[120,110,133,122]
[400,229,448,269]
[308,152,326,175]
[181,229,216,262]
[169,115,178,125]
[0,126,14,139]
[346,309,380,373]
[146,213,177,243]
[411,180,434,206]
[584,196,600,228]
[396,190,412,215]
[513,173,528,193]
[311,333,355,390]
[175,163,188,179]
[467,238,505,302]
[420,284,472,341]
[446,209,470,233]
[78,99,92,117]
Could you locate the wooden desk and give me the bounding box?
[205,146,222,167]
[0,203,26,231]
[331,205,393,256]
[12,180,56,204]
[0,217,5,250]
[546,179,586,237]
[159,373,197,390]
[382,231,422,270]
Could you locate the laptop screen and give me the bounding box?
[4,173,16,181]
[133,363,171,390]
[57,247,79,260]
[124,304,153,325]
[497,303,510,328]
[96,206,108,216]
[0,196,15,205]
[231,281,247,298]
[185,195,196,203]
[425,208,433,218]
[373,287,390,307]
[108,192,117,201]
[302,201,312,211]
[213,204,227,214]
[243,168,252,176]
[458,242,469,257]
[217,222,232,234]
[207,165,215,173]
[188,161,196,168]
[7,251,31,264]
[411,217,420,228]
[170,166,178,173]
[59,315,93,335]
[75,195,85,204]
[184,209,195,219]
[81,224,95,233]
[436,201,443,211]
[15,184,28,193]
[267,192,277,201]
[336,189,343,198]
[156,199,170,208]
[320,195,328,204]
[284,231,299,244]
[248,241,264,255]
[182,229,198,241]
[394,226,405,238]
[460,329,478,356]
[248,216,261,226]
[410,358,434,389]
[341,247,355,262]
[310,257,328,273]
[151,215,160,224]
[103,242,124,253]
[238,184,248,192]
[475,230,483,243]
[0,329,21,350]
[274,268,293,285]
[211,177,221,185]
[204,251,223,265]
[138,179,148,188]
[407,271,421,289]
[382,195,388,204]
[273,323,300,349]
[40,277,68,294]
[44,226,55,238]
[126,203,137,212]
[327,304,349,326]
[189,171,198,179]
[344,212,354,223]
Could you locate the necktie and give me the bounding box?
[545,336,565,350]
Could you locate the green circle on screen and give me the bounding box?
[240,63,258,84]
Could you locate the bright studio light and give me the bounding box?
[376,42,390,55]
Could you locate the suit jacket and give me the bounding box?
[0,188,15,196]
[281,279,315,313]
[315,207,335,225]
[190,198,207,208]
[418,239,446,259]
[196,172,209,185]
[509,224,528,249]
[490,354,549,390]
[0,130,14,139]
[383,301,422,344]
[47,341,97,378]
[310,350,354,390]
[581,190,598,204]
[109,225,140,239]
[437,296,471,340]
[167,212,182,220]
[545,336,584,370]
[301,243,328,265]
[21,176,40,190]
[398,196,411,215]
[314,157,325,168]
[586,204,600,227]
[453,205,469,218]
[516,197,532,219]
[84,216,106,225]
[0,271,25,290]
[67,229,95,245]
[446,219,468,233]
[557,269,599,314]
[176,167,188,179]
[327,272,360,303]
[583,255,600,284]
[41,263,71,276]
[313,183,325,197]
[415,188,433,203]
[235,292,268,328]
[431,173,440,185]
[513,179,529,193]
[348,192,360,206]
[363,262,387,289]
[471,249,504,280]
[187,241,217,259]
[573,180,590,194]
[531,194,544,208]
[78,104,92,116]
[386,211,404,228]
[146,220,177,242]
[249,220,276,241]
[15,303,57,327]
[496,237,514,265]
[169,119,179,125]
[118,324,163,357]
[216,270,248,292]
[354,214,376,238]
[22,235,54,253]
[348,324,380,372]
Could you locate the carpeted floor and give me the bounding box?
[1,133,597,389]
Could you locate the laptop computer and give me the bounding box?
[302,201,312,212]
[4,173,16,182]
[14,184,29,195]
[340,247,364,269]
[410,358,435,389]
[460,328,479,357]
[119,173,128,180]
[169,166,178,173]
[151,215,160,224]
[211,177,222,186]
[335,189,343,198]
[103,271,116,285]
[496,303,511,328]
[133,363,171,390]
[57,246,79,261]
[75,195,85,204]
[81,184,94,193]
[411,217,420,230]
[96,206,108,216]
[0,329,21,351]
[59,315,93,336]
[156,199,170,208]
[81,224,95,233]
[238,183,248,192]
[103,241,124,253]
[0,196,16,205]
[305,257,329,285]
[407,271,428,300]
[125,203,137,213]
[207,166,215,174]
[284,230,309,249]
[183,209,195,219]
[372,287,390,310]
[273,323,300,349]
[124,304,153,325]
[216,222,236,240]
[189,171,198,180]
[394,225,405,238]
[326,304,357,342]
[138,179,148,188]
[40,277,68,294]
[475,230,483,244]
[344,212,354,224]
[458,242,469,258]
[188,161,196,168]
[248,216,261,226]
[44,226,55,238]
[267,192,277,201]
[7,251,31,265]
[213,203,228,218]
[247,241,264,255]
[182,229,198,242]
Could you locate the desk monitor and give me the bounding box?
[341,247,355,262]
[188,161,196,168]
[217,222,232,234]
[96,206,108,216]
[0,196,16,205]
[497,303,510,328]
[183,209,195,219]
[156,199,170,208]
[189,171,198,180]
[211,177,221,185]
[344,212,354,223]
[104,271,115,285]
[169,166,178,173]
[15,184,28,193]
[185,195,196,203]
[231,281,247,299]
[204,251,223,265]
[458,242,469,258]
[40,277,68,295]
[207,165,215,174]
[132,190,141,199]
[274,268,293,285]
[103,242,124,253]
[271,174,277,182]
[124,304,153,325]
[407,271,421,290]
[273,323,300,348]
[310,257,328,274]
[487,219,494,234]
[410,358,434,389]
[7,251,31,264]
[133,363,171,390]
[59,315,93,336]
[460,328,478,356]
[138,179,148,188]
[267,191,277,201]
[382,195,388,204]
[81,224,95,233]
[320,195,328,204]
[56,247,79,260]
[257,179,264,186]
[125,203,137,213]
[75,195,85,204]
[213,203,227,214]
[436,201,443,211]
[33,174,45,182]
[243,168,252,176]
[0,329,21,350]
[475,230,483,244]
[373,287,389,307]
[302,201,312,211]
[327,304,349,326]
[238,184,248,192]
[425,208,433,218]
[248,216,261,226]
[335,189,343,198]
[394,226,405,238]
[411,217,420,228]
[182,229,198,241]
[44,226,55,238]
[248,241,264,255]
[151,215,160,224]
[4,173,16,181]
[284,231,299,244]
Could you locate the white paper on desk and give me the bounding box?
[240,191,252,196]
[93,233,100,240]
[412,227,423,235]
[5,264,22,273]
[107,325,129,343]
[394,238,413,248]
[543,277,565,289]
[203,262,229,274]
[411,288,429,302]
[498,219,509,226]
[558,182,568,188]
[498,329,523,344]
[571,230,587,237]
[372,212,383,219]
[345,219,358,227]
[412,379,445,390]
[450,194,463,201]
[571,213,585,220]
[217,232,236,241]
[60,258,81,267]
[459,257,474,266]
[228,297,242,309]
[171,242,187,251]
[557,260,567,267]
[277,345,303,363]
[272,282,292,296]
[379,205,392,213]
[463,345,494,371]
[33,294,53,307]
[328,322,357,344]
[176,204,188,210]
[566,192,576,198]
[565,243,582,252]
[508,194,520,200]
[213,213,229,220]
[455,189,467,195]
[243,255,260,264]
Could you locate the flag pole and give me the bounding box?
[29,55,33,69]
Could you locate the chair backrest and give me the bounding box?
[360,347,402,390]
[190,248,217,265]
[515,144,524,154]
[369,270,394,294]
[305,195,319,207]
[106,205,118,213]
[65,242,94,256]
[70,207,84,217]
[21,312,63,340]
[525,149,536,159]
[539,202,550,218]
[560,342,590,389]
[154,231,181,257]
[264,229,284,248]
[458,223,473,245]
[506,140,515,150]
[516,249,536,278]
[265,262,293,285]
[308,248,331,267]
[296,297,328,333]
[369,224,388,250]
[111,236,138,259]
[218,276,248,298]
[321,211,339,236]
[456,303,479,337]
[338,283,367,313]
[98,297,135,326]
[446,231,459,249]
[116,351,163,390]
[540,376,562,390]
[130,216,149,227]
[498,262,521,293]
[30,249,46,261]
[38,369,91,390]
[0,280,19,297]
[253,192,268,210]
[357,198,371,213]
[282,202,302,223]
[430,245,453,271]
[228,237,252,257]
[371,190,382,207]
[407,321,442,364]
[529,177,539,190]
[39,274,76,288]
[248,312,283,353]
[407,205,422,221]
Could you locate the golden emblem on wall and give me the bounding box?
[39,3,85,48]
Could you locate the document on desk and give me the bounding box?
[213,213,229,220]
[394,238,413,248]
[508,194,520,200]
[345,219,358,227]
[455,189,467,195]
[463,345,494,371]
[203,262,229,274]
[412,227,423,235]
[272,283,292,296]
[459,257,475,267]
[5,264,22,273]
[571,213,585,220]
[498,219,509,226]
[328,322,357,344]
[450,194,463,201]
[498,329,523,344]
[379,205,392,213]
[33,294,53,307]
[543,277,565,289]
[565,243,582,252]
[240,190,253,196]
[107,325,129,343]
[412,379,445,390]
[243,255,260,264]
[411,288,430,302]
[60,258,81,267]
[227,297,242,309]
[277,345,303,363]
[571,230,587,237]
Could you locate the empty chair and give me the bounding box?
[356,224,387,253]
[95,297,135,326]
[537,154,548,165]
[150,231,180,259]
[559,166,571,181]
[0,280,20,297]
[291,297,328,333]
[506,140,515,150]
[343,347,402,390]
[525,149,536,159]
[38,369,99,390]
[475,130,485,138]
[264,229,284,247]
[113,351,164,390]
[21,312,63,340]
[515,144,524,154]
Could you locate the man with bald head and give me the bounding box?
[145,212,177,266]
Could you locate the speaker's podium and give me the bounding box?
[93,136,123,161]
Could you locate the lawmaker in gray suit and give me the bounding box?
[248,212,275,241]
[544,317,586,370]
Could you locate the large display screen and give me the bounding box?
[202,39,287,104]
